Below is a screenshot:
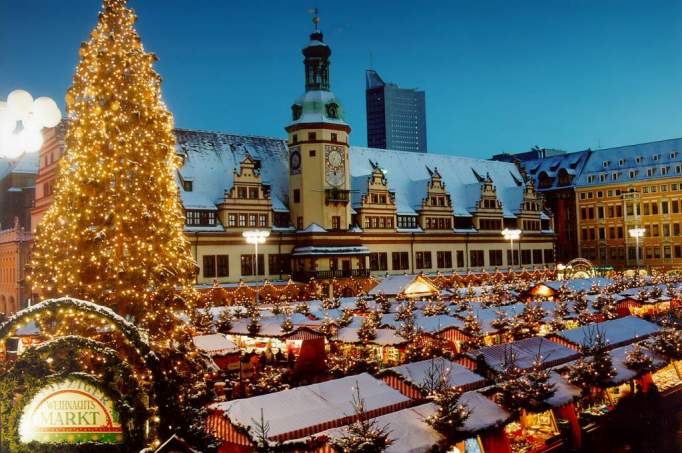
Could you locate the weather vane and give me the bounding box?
[309,7,320,30]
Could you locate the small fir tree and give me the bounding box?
[332,384,393,453]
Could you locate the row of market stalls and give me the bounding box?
[190,274,680,374]
[205,312,682,453]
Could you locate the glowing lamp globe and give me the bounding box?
[7,90,34,117]
[33,96,62,128]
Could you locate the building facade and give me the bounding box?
[365,69,427,153]
[28,25,555,300]
[0,152,39,314]
[511,139,682,269]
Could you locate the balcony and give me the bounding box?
[325,188,350,205]
[292,268,371,281]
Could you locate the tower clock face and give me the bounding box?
[290,147,301,175]
[325,145,345,187]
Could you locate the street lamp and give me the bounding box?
[0,90,61,158]
[628,227,646,271]
[502,228,522,268]
[243,230,270,304]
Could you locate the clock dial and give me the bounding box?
[326,169,344,187]
[327,150,342,167]
[289,148,301,175]
[325,145,346,187]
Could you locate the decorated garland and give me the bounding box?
[0,336,153,452]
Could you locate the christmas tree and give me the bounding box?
[332,384,393,453]
[426,386,470,442]
[26,0,215,448]
[460,310,484,351]
[29,0,197,331]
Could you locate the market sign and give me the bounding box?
[18,377,123,444]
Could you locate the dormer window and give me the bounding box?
[183,180,193,192]
[185,210,216,226]
[653,154,661,161]
[647,168,656,177]
[661,166,669,175]
[635,156,643,164]
[670,151,679,159]
[602,160,610,168]
[619,159,625,166]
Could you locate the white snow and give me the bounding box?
[210,373,410,439]
[387,358,486,390]
[335,327,408,346]
[192,334,240,356]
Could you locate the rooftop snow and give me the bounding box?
[211,372,410,439]
[172,129,536,229]
[472,336,580,372]
[552,316,659,350]
[386,357,486,391]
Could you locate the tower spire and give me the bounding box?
[302,10,331,92]
[311,7,320,31]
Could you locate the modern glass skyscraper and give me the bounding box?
[365,69,427,153]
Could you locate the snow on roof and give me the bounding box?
[608,343,668,385]
[350,146,528,218]
[211,373,410,440]
[309,403,444,452]
[545,371,581,408]
[172,128,536,228]
[386,358,486,391]
[576,137,682,187]
[180,190,219,210]
[335,327,408,346]
[13,321,40,337]
[192,334,239,356]
[473,337,580,372]
[369,274,438,297]
[174,128,290,213]
[8,151,39,175]
[553,316,660,350]
[291,245,370,256]
[299,223,327,233]
[522,150,591,190]
[541,278,614,292]
[460,390,512,433]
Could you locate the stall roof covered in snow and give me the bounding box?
[211,373,410,440]
[172,129,539,230]
[301,403,443,453]
[192,334,239,356]
[607,343,668,385]
[541,278,614,293]
[552,316,660,350]
[369,274,439,297]
[386,358,486,391]
[460,391,512,433]
[471,337,580,372]
[335,327,408,346]
[545,371,581,408]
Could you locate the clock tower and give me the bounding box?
[285,18,352,231]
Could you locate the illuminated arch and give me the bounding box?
[0,298,164,450]
[564,258,596,279]
[0,297,159,369]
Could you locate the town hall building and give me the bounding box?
[30,24,556,296]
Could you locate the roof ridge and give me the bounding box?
[590,136,682,152]
[174,127,287,142]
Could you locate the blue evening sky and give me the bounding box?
[1,0,681,158]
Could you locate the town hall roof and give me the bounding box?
[172,128,536,228]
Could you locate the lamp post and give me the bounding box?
[243,230,270,305]
[0,90,61,158]
[628,227,646,272]
[502,228,522,268]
